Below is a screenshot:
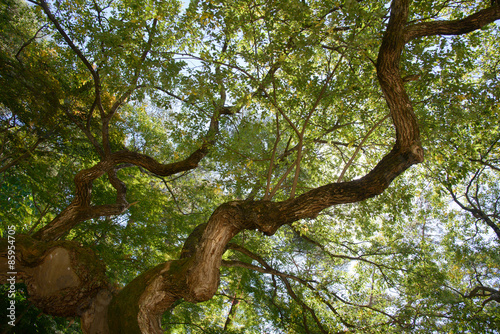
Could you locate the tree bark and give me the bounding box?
[6,1,500,333]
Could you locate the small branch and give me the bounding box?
[469,158,500,172]
[225,244,346,331]
[161,178,187,215]
[221,260,312,286]
[163,322,208,333]
[62,107,105,158]
[0,137,44,174]
[268,159,299,199]
[101,19,159,156]
[444,178,500,241]
[291,56,343,199]
[223,275,241,331]
[172,52,258,82]
[466,286,500,306]
[337,114,390,182]
[153,86,208,116]
[36,0,103,113]
[108,18,159,117]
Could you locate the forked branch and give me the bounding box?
[32,109,231,241]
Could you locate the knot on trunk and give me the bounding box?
[409,141,424,163]
[6,236,110,318]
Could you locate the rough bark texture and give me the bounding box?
[108,203,251,333]
[103,2,500,332]
[4,1,500,333]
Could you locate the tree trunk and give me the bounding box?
[3,1,499,333]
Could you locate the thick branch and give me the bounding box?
[106,3,425,332]
[404,6,500,42]
[377,0,421,149]
[108,203,250,333]
[106,91,416,331]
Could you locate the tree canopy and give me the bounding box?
[1,0,499,333]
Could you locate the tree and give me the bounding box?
[1,0,499,333]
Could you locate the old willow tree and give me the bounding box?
[1,0,500,332]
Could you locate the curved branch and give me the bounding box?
[32,109,229,241]
[105,3,425,332]
[101,2,499,332]
[290,56,343,198]
[404,6,500,43]
[0,137,44,174]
